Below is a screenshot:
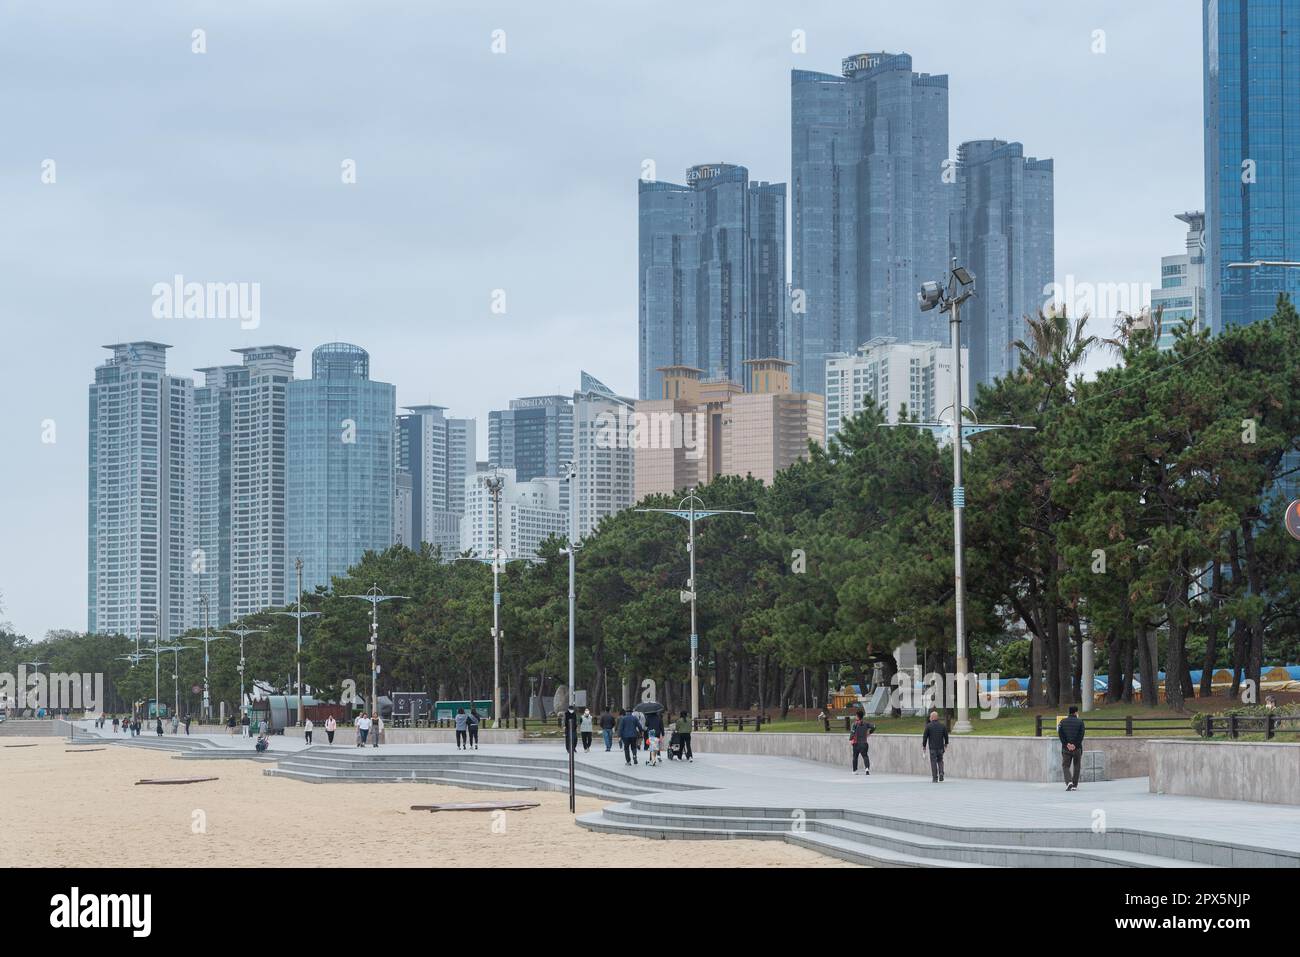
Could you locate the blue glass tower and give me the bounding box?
[638,163,786,399]
[952,140,1055,387]
[285,343,395,598]
[791,52,952,394]
[1204,0,1300,333]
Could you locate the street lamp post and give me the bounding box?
[273,557,319,727]
[223,626,265,722]
[343,584,408,748]
[562,460,580,813]
[636,490,755,723]
[481,470,505,726]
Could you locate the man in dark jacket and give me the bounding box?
[616,709,641,765]
[1058,705,1086,790]
[921,711,949,782]
[599,708,616,751]
[850,711,876,775]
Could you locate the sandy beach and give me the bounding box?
[0,739,851,868]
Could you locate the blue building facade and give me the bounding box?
[1204,0,1300,333]
[285,343,395,598]
[952,139,1055,387]
[638,163,786,399]
[791,52,952,394]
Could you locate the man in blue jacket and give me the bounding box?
[616,709,641,765]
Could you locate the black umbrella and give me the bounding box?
[633,701,665,714]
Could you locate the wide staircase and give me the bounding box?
[103,733,276,761]
[264,748,709,801]
[575,798,1283,868]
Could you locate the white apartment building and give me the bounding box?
[824,337,969,443]
[572,372,635,539]
[460,468,567,564]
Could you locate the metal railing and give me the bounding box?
[1034,714,1191,737]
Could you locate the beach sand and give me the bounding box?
[1,739,852,868]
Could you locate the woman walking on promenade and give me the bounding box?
[579,709,593,752]
[454,708,468,750]
[304,717,314,744]
[467,708,481,750]
[325,714,336,745]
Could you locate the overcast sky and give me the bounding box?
[0,0,1203,641]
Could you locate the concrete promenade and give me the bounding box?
[74,720,1300,866]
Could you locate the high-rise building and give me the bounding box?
[1151,211,1208,350]
[633,360,823,497]
[791,52,952,394]
[191,346,297,625]
[638,163,787,399]
[88,342,194,644]
[951,139,1054,387]
[395,405,476,557]
[571,372,636,539]
[393,468,414,548]
[488,395,573,485]
[824,337,969,443]
[285,343,395,597]
[460,468,567,563]
[1204,0,1300,333]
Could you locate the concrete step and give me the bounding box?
[573,811,984,868]
[266,767,538,792]
[598,805,1208,868]
[264,761,661,799]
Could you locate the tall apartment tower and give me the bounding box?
[88,342,194,644]
[571,372,635,539]
[791,52,952,394]
[460,468,567,563]
[1204,0,1300,333]
[395,405,477,557]
[1151,211,1207,350]
[951,139,1054,387]
[285,343,396,597]
[638,163,787,399]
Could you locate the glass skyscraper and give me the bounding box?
[488,395,573,483]
[638,163,787,399]
[285,343,395,598]
[791,52,952,394]
[951,139,1055,387]
[1204,0,1300,333]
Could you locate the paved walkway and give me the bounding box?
[75,722,1300,855]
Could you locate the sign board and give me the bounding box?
[1286,500,1300,541]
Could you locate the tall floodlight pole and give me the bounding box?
[153,612,162,720]
[197,596,227,721]
[273,557,319,726]
[223,626,265,722]
[562,461,580,813]
[637,490,755,723]
[481,471,506,727]
[343,584,408,748]
[911,260,1034,732]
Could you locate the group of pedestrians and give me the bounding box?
[109,714,144,736]
[846,705,1088,790]
[607,707,693,765]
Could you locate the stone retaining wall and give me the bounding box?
[1148,739,1300,805]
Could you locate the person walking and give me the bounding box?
[674,710,693,762]
[850,711,876,775]
[111,715,119,734]
[579,709,593,752]
[357,712,371,746]
[374,712,383,746]
[303,717,314,745]
[226,714,236,735]
[645,709,665,762]
[599,707,615,752]
[467,708,481,750]
[616,708,641,765]
[324,715,336,745]
[1058,705,1086,791]
[454,708,468,750]
[921,710,949,783]
[240,713,250,738]
[183,714,191,735]
[170,714,179,735]
[155,716,164,736]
